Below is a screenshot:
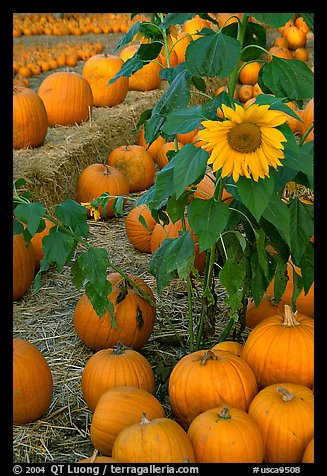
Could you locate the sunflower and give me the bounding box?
[81,202,101,222]
[198,102,287,182]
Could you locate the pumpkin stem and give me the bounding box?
[218,405,231,420]
[103,164,111,176]
[283,304,300,327]
[112,341,131,354]
[200,349,217,365]
[140,412,151,425]
[276,385,295,402]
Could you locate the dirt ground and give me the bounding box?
[13,21,314,463]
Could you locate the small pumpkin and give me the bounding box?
[81,344,155,412]
[211,340,243,356]
[76,164,129,218]
[82,53,129,106]
[125,204,156,253]
[38,71,93,126]
[187,405,264,463]
[242,304,314,389]
[90,386,165,456]
[112,413,196,463]
[107,145,155,193]
[238,62,261,85]
[154,141,183,169]
[237,84,254,103]
[13,232,35,300]
[284,25,307,50]
[248,383,314,463]
[138,127,166,159]
[13,86,48,149]
[73,272,156,351]
[299,98,314,136]
[168,349,258,429]
[182,16,212,39]
[268,46,293,61]
[13,338,53,424]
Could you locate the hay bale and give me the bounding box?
[13,89,163,209]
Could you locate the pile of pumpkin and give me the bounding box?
[13,12,148,38]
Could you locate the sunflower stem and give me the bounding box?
[228,13,249,99]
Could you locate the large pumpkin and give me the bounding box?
[76,164,129,218]
[13,232,35,300]
[125,204,156,253]
[187,405,264,463]
[112,414,196,463]
[38,71,93,126]
[90,386,165,456]
[73,272,156,351]
[82,54,129,106]
[13,338,53,424]
[107,145,155,192]
[168,349,258,429]
[13,86,48,149]
[81,344,155,412]
[242,304,314,389]
[119,44,162,91]
[248,383,314,463]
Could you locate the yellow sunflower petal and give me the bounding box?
[221,103,245,123]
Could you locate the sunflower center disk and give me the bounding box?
[228,122,261,153]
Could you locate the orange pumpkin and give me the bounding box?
[154,141,183,169]
[245,293,285,328]
[13,86,48,149]
[81,344,155,412]
[90,386,165,456]
[238,62,261,85]
[138,127,167,159]
[177,128,199,145]
[211,340,243,356]
[242,304,314,389]
[182,16,211,39]
[13,338,53,424]
[302,437,314,463]
[30,218,56,269]
[125,204,156,253]
[267,46,293,61]
[299,98,314,136]
[38,71,93,126]
[73,272,156,351]
[112,414,196,462]
[237,84,254,103]
[171,32,193,63]
[168,349,258,429]
[13,232,35,300]
[107,145,155,193]
[119,44,162,91]
[284,25,307,50]
[82,54,129,106]
[76,164,130,218]
[187,405,264,462]
[248,383,314,463]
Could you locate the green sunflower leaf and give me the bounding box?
[188,197,231,252]
[236,175,275,222]
[247,13,295,28]
[289,197,314,264]
[42,231,76,272]
[173,144,208,199]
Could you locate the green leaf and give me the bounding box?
[259,57,314,100]
[254,94,302,120]
[55,199,88,238]
[247,13,295,28]
[159,13,196,29]
[162,105,203,135]
[282,129,313,178]
[73,247,110,292]
[112,21,141,52]
[219,259,246,295]
[42,231,76,272]
[186,30,241,78]
[166,194,189,223]
[223,21,266,61]
[188,198,231,252]
[300,13,314,32]
[173,144,208,198]
[289,197,314,263]
[165,231,195,280]
[299,242,314,295]
[14,202,46,237]
[13,219,24,235]
[271,257,288,302]
[290,265,303,312]
[155,155,177,201]
[236,175,275,222]
[84,280,113,319]
[148,239,176,293]
[256,228,269,276]
[251,251,277,306]
[153,70,192,115]
[262,195,290,244]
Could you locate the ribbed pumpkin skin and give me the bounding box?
[248,383,314,463]
[187,405,264,463]
[38,71,93,126]
[168,349,258,429]
[119,44,162,91]
[81,347,155,412]
[242,306,314,389]
[302,437,314,463]
[82,54,129,106]
[171,32,193,63]
[13,233,35,300]
[112,416,196,463]
[13,338,53,424]
[107,145,155,193]
[125,204,156,253]
[90,386,165,456]
[73,272,156,351]
[30,218,55,269]
[13,86,48,149]
[76,164,129,218]
[211,341,243,356]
